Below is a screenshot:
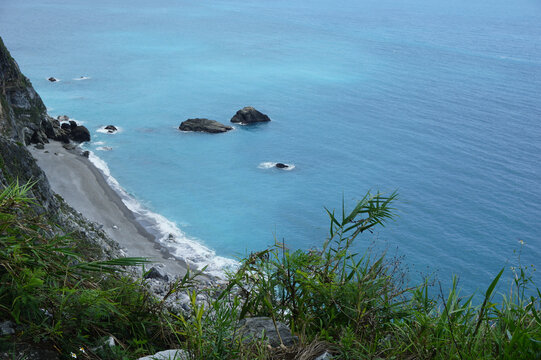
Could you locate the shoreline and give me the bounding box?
[29,141,191,278]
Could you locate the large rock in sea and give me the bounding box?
[179,118,233,133]
[230,106,271,124]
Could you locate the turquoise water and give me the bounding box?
[1,0,540,289]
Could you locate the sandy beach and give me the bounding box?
[29,142,188,277]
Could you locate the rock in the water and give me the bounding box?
[230,106,271,124]
[82,150,90,158]
[48,77,58,82]
[179,118,233,133]
[238,317,297,347]
[105,125,118,133]
[69,120,77,130]
[275,162,289,169]
[145,266,170,282]
[70,125,90,142]
[137,350,188,360]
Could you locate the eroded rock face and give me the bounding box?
[179,118,233,133]
[230,106,271,124]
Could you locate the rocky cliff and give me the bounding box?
[0,36,119,260]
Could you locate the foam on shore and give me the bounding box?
[87,152,237,277]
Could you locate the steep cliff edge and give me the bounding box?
[0,36,120,260]
[0,37,51,145]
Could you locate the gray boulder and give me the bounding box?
[137,349,188,360]
[179,118,232,133]
[230,106,271,124]
[238,317,297,347]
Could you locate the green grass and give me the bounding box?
[0,182,539,359]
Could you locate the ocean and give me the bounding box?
[1,0,540,292]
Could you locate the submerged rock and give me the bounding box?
[104,125,117,133]
[179,118,233,133]
[48,77,58,82]
[230,106,271,124]
[275,162,289,169]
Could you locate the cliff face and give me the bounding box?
[0,36,120,260]
[0,37,51,145]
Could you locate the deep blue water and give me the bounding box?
[1,0,540,291]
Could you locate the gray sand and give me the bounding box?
[29,142,187,277]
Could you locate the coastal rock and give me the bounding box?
[230,106,271,124]
[238,317,297,347]
[60,122,71,131]
[69,120,77,130]
[48,77,58,82]
[275,162,289,169]
[70,125,90,142]
[179,118,233,133]
[34,143,45,150]
[105,125,117,133]
[57,115,70,122]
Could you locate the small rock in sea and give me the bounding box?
[48,77,58,82]
[82,150,90,158]
[167,233,175,241]
[179,118,233,133]
[34,143,45,150]
[230,106,271,124]
[105,125,118,133]
[275,162,289,169]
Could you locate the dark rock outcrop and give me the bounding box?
[230,106,271,124]
[70,125,90,142]
[48,77,58,82]
[0,36,56,145]
[179,118,233,133]
[145,267,170,282]
[275,163,289,169]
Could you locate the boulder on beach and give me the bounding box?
[70,126,91,142]
[230,106,271,124]
[179,118,233,133]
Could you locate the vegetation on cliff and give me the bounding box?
[0,182,539,359]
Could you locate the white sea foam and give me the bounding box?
[258,161,295,171]
[96,146,112,151]
[93,141,105,146]
[96,126,122,134]
[73,76,91,80]
[87,152,237,278]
